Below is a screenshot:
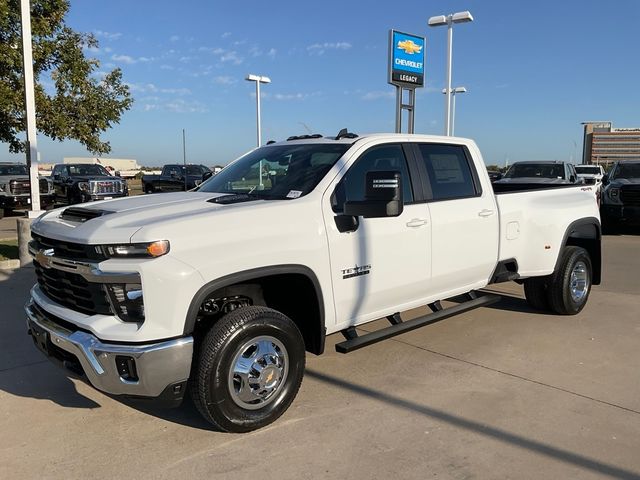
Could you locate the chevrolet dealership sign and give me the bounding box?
[388,30,425,88]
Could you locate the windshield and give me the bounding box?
[0,165,28,176]
[575,166,601,175]
[68,164,110,176]
[197,143,350,199]
[612,163,640,179]
[504,163,565,179]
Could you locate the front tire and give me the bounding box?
[547,246,592,315]
[190,306,305,432]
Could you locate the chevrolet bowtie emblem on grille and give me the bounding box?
[35,249,55,269]
[397,39,422,55]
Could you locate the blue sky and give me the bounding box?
[3,0,640,167]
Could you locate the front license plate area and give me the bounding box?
[29,321,51,356]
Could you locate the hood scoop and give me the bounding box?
[207,194,261,205]
[59,207,114,223]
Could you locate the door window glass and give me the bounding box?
[418,144,478,200]
[333,144,413,212]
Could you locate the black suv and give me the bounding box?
[601,161,640,229]
[51,163,128,205]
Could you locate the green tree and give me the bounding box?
[0,0,132,154]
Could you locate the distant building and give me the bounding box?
[582,122,640,166]
[64,157,140,171]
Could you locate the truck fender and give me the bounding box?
[184,264,326,354]
[554,217,602,285]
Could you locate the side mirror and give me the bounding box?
[602,174,609,185]
[202,171,213,182]
[343,171,403,218]
[53,174,60,180]
[570,175,576,183]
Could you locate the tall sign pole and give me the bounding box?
[388,30,426,134]
[20,0,41,215]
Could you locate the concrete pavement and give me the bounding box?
[1,235,639,479]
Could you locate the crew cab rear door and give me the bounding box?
[412,142,499,295]
[322,142,433,327]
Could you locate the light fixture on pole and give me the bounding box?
[428,10,473,136]
[441,86,466,136]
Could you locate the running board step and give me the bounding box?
[335,293,501,354]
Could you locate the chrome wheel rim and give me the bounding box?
[228,335,288,410]
[570,261,589,303]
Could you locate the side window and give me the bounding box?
[332,144,413,212]
[418,144,479,201]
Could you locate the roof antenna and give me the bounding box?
[335,128,358,140]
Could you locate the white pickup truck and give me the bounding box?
[25,132,601,432]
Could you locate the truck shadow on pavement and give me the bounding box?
[305,368,640,480]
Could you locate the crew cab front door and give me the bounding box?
[322,143,433,328]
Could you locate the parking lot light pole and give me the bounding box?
[245,74,271,188]
[441,86,467,136]
[428,11,473,136]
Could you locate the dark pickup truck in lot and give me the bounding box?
[0,162,54,218]
[51,163,128,205]
[601,160,640,229]
[493,161,582,190]
[142,164,212,193]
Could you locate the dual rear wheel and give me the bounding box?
[523,246,592,315]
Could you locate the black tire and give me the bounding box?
[190,306,305,433]
[523,276,550,311]
[546,246,592,315]
[145,184,154,194]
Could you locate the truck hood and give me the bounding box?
[31,192,256,244]
[608,178,640,186]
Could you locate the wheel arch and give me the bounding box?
[185,264,326,355]
[555,217,602,285]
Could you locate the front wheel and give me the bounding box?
[547,246,592,315]
[190,306,305,432]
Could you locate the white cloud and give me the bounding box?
[219,51,243,65]
[213,76,236,85]
[94,30,122,40]
[307,42,352,55]
[221,32,232,38]
[159,64,174,70]
[111,54,136,64]
[361,90,395,101]
[251,91,321,101]
[127,82,191,96]
[267,48,277,59]
[165,99,208,113]
[169,35,180,42]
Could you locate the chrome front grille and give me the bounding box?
[9,179,30,195]
[90,180,122,195]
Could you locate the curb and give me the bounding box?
[0,259,20,270]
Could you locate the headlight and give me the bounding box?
[0,184,6,192]
[106,282,145,322]
[78,181,90,192]
[101,240,170,258]
[609,187,620,199]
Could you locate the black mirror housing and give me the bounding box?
[343,171,403,218]
[602,174,609,185]
[202,171,213,181]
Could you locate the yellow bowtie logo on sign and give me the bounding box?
[397,40,422,55]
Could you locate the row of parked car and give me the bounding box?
[488,160,640,229]
[0,162,214,218]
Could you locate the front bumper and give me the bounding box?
[25,297,194,401]
[1,194,54,209]
[601,204,640,224]
[81,192,127,202]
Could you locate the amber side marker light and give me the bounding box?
[147,240,170,257]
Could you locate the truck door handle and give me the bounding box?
[406,218,427,228]
[478,209,495,217]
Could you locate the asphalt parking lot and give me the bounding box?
[1,234,639,479]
